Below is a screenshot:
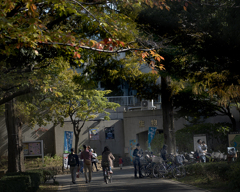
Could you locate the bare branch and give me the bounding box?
[38,41,155,52]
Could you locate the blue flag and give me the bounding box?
[64,131,73,153]
[148,127,157,148]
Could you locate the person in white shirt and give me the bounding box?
[91,149,99,172]
[78,149,84,173]
[197,139,206,163]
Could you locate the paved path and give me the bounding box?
[54,166,208,192]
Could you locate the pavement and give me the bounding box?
[51,166,210,192]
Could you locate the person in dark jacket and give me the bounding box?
[68,148,80,184]
[160,144,168,161]
[133,143,143,178]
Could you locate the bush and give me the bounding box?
[185,163,204,176]
[43,169,57,183]
[26,169,45,188]
[227,162,240,191]
[5,169,44,192]
[0,175,31,192]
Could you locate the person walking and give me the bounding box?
[68,148,80,184]
[133,143,143,179]
[78,149,83,173]
[119,156,123,170]
[91,150,99,172]
[80,145,93,183]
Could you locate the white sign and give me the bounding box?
[63,153,70,169]
[193,134,207,151]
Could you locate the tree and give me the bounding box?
[1,0,165,172]
[135,0,240,153]
[174,86,237,131]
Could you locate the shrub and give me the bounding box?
[5,169,44,192]
[43,169,56,183]
[227,162,240,191]
[185,163,204,176]
[26,169,45,185]
[0,175,31,192]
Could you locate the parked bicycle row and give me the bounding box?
[132,140,237,180]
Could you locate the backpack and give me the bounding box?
[69,154,77,166]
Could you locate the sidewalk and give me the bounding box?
[54,166,134,192]
[54,172,88,192]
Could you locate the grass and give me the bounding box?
[175,174,231,192]
[37,181,59,192]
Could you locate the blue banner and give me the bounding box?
[148,127,157,147]
[64,131,73,153]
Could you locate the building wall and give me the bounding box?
[54,119,124,157]
[1,106,239,158]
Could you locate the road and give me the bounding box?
[55,166,209,192]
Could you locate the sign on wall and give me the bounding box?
[228,134,240,151]
[148,127,157,147]
[64,131,73,153]
[23,140,44,163]
[23,143,29,155]
[29,142,41,155]
[89,128,99,140]
[105,127,115,140]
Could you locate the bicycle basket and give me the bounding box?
[152,156,163,163]
[175,155,183,165]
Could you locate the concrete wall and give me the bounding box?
[54,119,124,157]
[0,115,56,157]
[1,105,239,158]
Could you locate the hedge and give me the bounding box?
[0,175,31,192]
[185,161,240,191]
[1,169,45,192]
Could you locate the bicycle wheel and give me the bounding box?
[160,164,167,178]
[152,163,160,178]
[109,174,112,183]
[145,163,152,177]
[172,166,186,179]
[104,171,108,184]
[141,164,151,177]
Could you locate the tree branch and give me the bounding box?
[70,0,112,36]
[38,41,154,52]
[0,87,32,106]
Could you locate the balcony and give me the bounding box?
[106,96,139,106]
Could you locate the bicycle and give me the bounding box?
[152,160,174,178]
[140,154,155,177]
[103,166,112,184]
[152,154,186,179]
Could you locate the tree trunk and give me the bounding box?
[161,76,176,154]
[75,134,79,154]
[5,99,25,172]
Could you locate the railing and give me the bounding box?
[106,96,138,106]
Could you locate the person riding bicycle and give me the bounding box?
[102,146,115,178]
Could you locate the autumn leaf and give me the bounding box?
[183,6,187,11]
